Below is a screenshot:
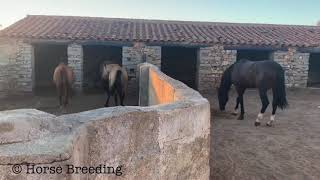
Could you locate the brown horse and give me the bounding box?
[53,62,75,108]
[101,62,128,107]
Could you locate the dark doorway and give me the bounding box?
[237,50,272,61]
[161,47,198,89]
[307,53,320,87]
[83,45,122,92]
[34,44,68,94]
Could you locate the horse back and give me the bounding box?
[231,60,282,88]
[231,60,256,87]
[53,63,74,86]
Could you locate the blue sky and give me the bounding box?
[0,0,319,28]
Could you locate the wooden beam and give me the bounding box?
[224,45,288,51]
[298,47,320,53]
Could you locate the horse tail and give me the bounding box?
[121,67,128,96]
[60,67,69,105]
[115,70,123,94]
[274,68,288,109]
[109,68,121,93]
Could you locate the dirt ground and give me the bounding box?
[1,87,320,180]
[203,88,320,180]
[0,89,139,116]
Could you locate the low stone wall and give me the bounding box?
[0,63,210,180]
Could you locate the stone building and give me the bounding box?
[0,15,320,96]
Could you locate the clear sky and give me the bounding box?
[0,0,319,28]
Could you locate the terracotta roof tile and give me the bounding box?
[1,15,320,47]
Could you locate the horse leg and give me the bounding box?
[104,94,111,107]
[120,93,125,106]
[255,88,269,126]
[267,89,277,127]
[114,92,119,106]
[236,87,245,120]
[65,85,69,107]
[57,85,63,108]
[231,96,240,115]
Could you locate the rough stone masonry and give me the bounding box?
[0,37,314,96]
[0,38,33,96]
[198,45,237,92]
[272,47,310,87]
[67,43,83,91]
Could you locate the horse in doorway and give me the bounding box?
[100,62,128,107]
[218,59,288,126]
[53,62,75,108]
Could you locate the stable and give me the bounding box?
[0,15,320,96]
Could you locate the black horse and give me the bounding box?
[218,59,288,126]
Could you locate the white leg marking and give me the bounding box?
[267,115,275,125]
[270,115,275,121]
[256,113,264,122]
[232,109,238,115]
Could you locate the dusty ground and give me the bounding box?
[0,89,138,116]
[204,88,320,180]
[1,87,320,180]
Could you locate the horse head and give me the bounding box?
[218,86,229,111]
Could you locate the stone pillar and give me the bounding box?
[198,45,237,93]
[122,46,161,78]
[16,42,34,92]
[122,45,161,97]
[0,39,34,96]
[272,48,310,87]
[68,43,83,91]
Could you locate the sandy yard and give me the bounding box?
[1,87,320,180]
[204,88,320,180]
[0,89,138,116]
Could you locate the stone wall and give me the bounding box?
[122,45,161,96]
[0,38,33,96]
[272,48,310,87]
[122,46,161,78]
[0,63,210,180]
[198,45,237,92]
[68,43,83,91]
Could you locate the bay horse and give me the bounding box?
[218,59,288,127]
[100,62,128,107]
[53,62,75,108]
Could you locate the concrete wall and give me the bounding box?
[0,63,210,180]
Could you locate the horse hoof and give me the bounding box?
[266,123,273,127]
[231,112,238,116]
[237,116,244,120]
[254,122,261,126]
